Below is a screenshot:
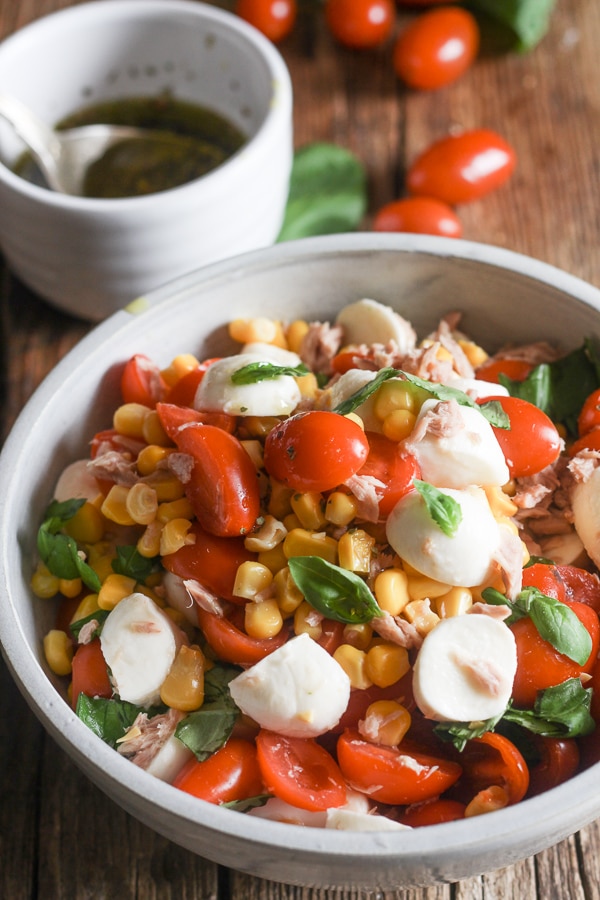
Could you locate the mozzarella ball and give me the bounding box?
[335,298,417,353]
[194,352,301,417]
[571,466,600,568]
[321,368,382,431]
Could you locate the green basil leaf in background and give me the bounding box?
[37,498,102,593]
[222,794,273,812]
[204,664,243,707]
[434,713,504,752]
[75,694,165,748]
[277,142,367,242]
[466,0,558,52]
[231,361,309,385]
[414,480,462,537]
[174,704,239,762]
[112,545,158,583]
[70,609,110,642]
[288,556,383,624]
[504,679,595,738]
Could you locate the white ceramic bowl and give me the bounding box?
[2,234,600,889]
[0,0,292,321]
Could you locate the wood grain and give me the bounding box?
[2,1,600,897]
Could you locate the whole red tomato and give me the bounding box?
[325,0,395,49]
[393,6,480,90]
[235,0,297,43]
[407,129,516,205]
[373,196,462,237]
[577,388,600,437]
[479,395,562,479]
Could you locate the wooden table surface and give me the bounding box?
[2,0,600,897]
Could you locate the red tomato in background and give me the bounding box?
[336,730,462,804]
[523,562,600,614]
[235,0,297,42]
[196,607,288,666]
[173,738,264,803]
[569,426,600,457]
[256,730,347,811]
[325,0,395,49]
[475,357,534,385]
[358,433,420,518]
[263,410,369,493]
[526,737,579,797]
[120,354,167,407]
[399,798,466,826]
[577,388,600,437]
[407,129,516,205]
[481,395,562,478]
[162,521,255,601]
[373,196,462,238]
[510,600,599,708]
[163,358,220,408]
[71,640,113,709]
[393,6,479,91]
[458,732,529,804]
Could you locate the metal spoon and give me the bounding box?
[0,92,165,196]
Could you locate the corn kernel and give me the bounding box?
[290,492,327,530]
[242,416,281,439]
[161,353,200,387]
[245,515,287,552]
[160,518,194,556]
[338,529,375,574]
[286,319,309,354]
[373,568,410,616]
[142,410,170,447]
[113,402,150,439]
[458,339,488,368]
[365,642,410,687]
[283,513,302,531]
[157,497,195,523]
[70,593,100,625]
[87,543,117,583]
[436,586,473,618]
[64,501,105,544]
[233,561,274,599]
[294,601,323,640]
[31,564,60,599]
[58,577,83,599]
[403,598,440,635]
[240,439,264,470]
[483,484,518,519]
[333,644,372,689]
[273,566,304,615]
[137,521,162,558]
[257,543,289,574]
[101,485,136,526]
[296,372,319,401]
[406,574,452,602]
[361,700,411,746]
[98,573,136,611]
[147,470,186,502]
[160,645,205,711]
[245,598,284,639]
[43,629,73,676]
[465,786,509,817]
[382,409,417,442]
[374,380,420,420]
[283,528,338,564]
[229,316,285,347]
[267,479,295,518]
[344,411,365,431]
[137,445,173,476]
[126,482,158,525]
[325,491,358,526]
[342,622,373,650]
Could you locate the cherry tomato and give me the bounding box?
[475,357,534,385]
[256,730,347,811]
[156,401,236,436]
[173,738,264,803]
[481,395,562,479]
[373,196,462,238]
[577,388,600,437]
[522,562,567,601]
[358,433,420,518]
[393,7,479,91]
[396,0,451,4]
[264,410,370,493]
[526,736,579,797]
[164,422,260,537]
[196,606,288,666]
[399,798,466,826]
[71,640,112,709]
[164,358,220,408]
[407,129,516,205]
[235,0,297,43]
[459,732,529,804]
[162,521,255,601]
[523,562,600,614]
[336,729,462,804]
[325,0,395,49]
[510,600,600,708]
[120,354,167,407]
[569,425,600,457]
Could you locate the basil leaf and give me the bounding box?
[70,609,110,642]
[37,498,102,593]
[204,664,243,706]
[277,142,367,242]
[332,367,400,416]
[75,694,165,748]
[466,0,557,52]
[222,794,272,812]
[434,713,504,752]
[504,679,595,738]
[112,545,158,583]
[231,361,309,385]
[287,556,383,624]
[414,480,462,537]
[174,704,238,762]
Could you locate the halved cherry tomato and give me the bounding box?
[577,388,600,437]
[71,640,113,709]
[336,729,462,804]
[264,410,370,493]
[330,348,374,375]
[521,562,567,602]
[165,422,260,537]
[475,357,534,385]
[325,0,395,49]
[162,521,255,601]
[459,732,529,804]
[235,0,297,43]
[526,737,580,797]
[373,196,462,238]
[196,607,289,666]
[407,129,516,205]
[480,395,562,478]
[510,600,600,708]
[393,7,479,91]
[120,354,167,407]
[357,433,420,518]
[156,402,236,436]
[173,738,263,803]
[523,562,600,614]
[256,730,347,811]
[164,359,220,408]
[399,798,466,826]
[569,425,600,457]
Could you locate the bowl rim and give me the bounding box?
[0,0,292,209]
[3,232,600,879]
